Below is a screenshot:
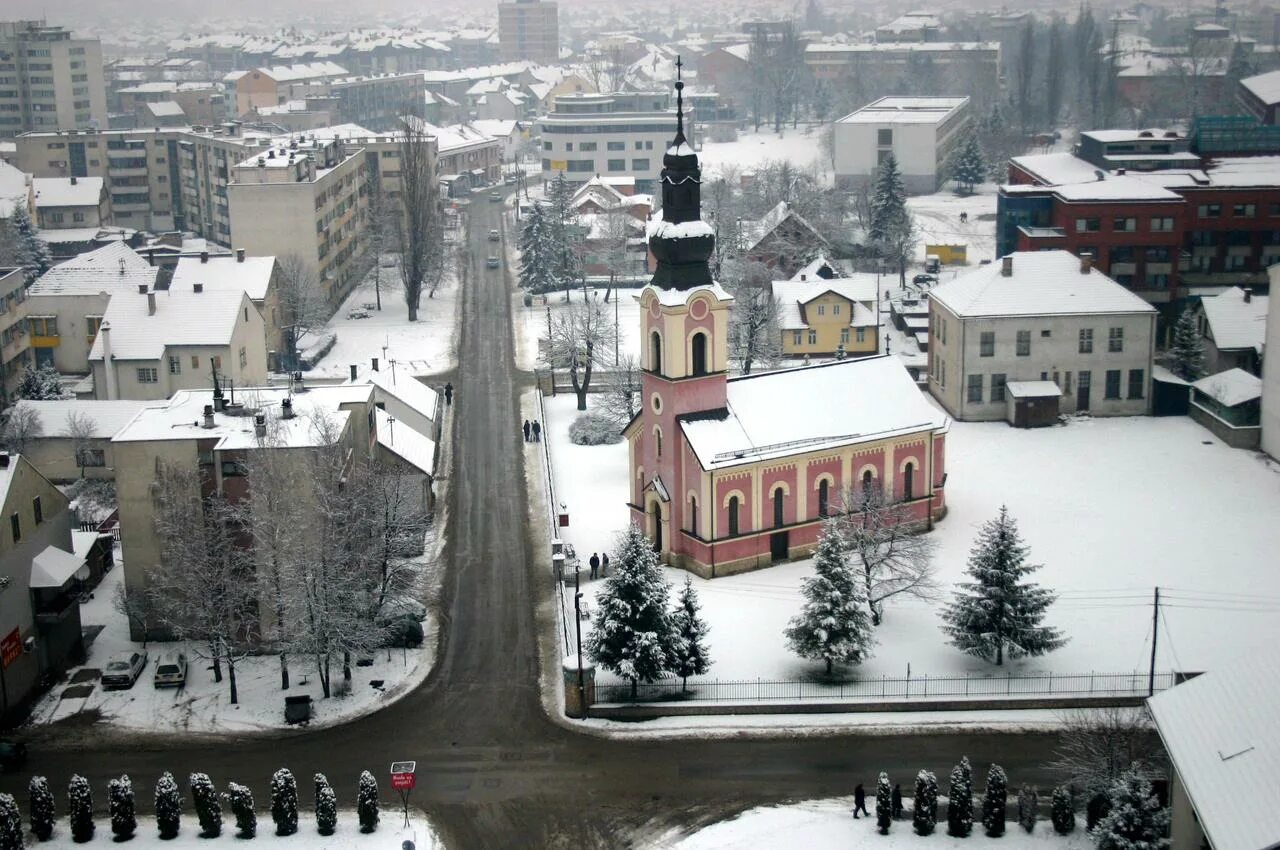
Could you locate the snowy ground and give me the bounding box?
[515,286,642,373]
[906,184,999,266]
[543,397,1280,687]
[31,812,439,849]
[666,798,1090,850]
[698,126,829,183]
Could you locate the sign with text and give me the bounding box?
[1,629,20,669]
[390,761,416,791]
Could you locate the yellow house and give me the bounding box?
[772,277,880,357]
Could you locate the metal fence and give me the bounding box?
[593,670,1177,705]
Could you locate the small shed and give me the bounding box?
[925,243,968,265]
[1189,368,1262,449]
[1005,381,1061,428]
[1151,365,1191,416]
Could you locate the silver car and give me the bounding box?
[101,650,148,690]
[153,652,188,688]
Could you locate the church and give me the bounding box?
[623,74,951,579]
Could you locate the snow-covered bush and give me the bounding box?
[982,764,1008,837]
[1091,769,1169,850]
[271,769,298,836]
[568,411,622,445]
[0,793,22,850]
[947,757,973,837]
[189,773,221,837]
[313,774,336,835]
[913,770,938,836]
[357,771,379,833]
[227,783,256,838]
[154,772,181,839]
[875,772,892,835]
[108,775,136,840]
[1051,786,1075,834]
[1018,786,1039,833]
[27,776,54,841]
[67,774,93,843]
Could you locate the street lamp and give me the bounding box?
[573,568,586,719]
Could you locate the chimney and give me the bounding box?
[236,248,246,263]
[193,282,203,293]
[1243,287,1252,303]
[70,176,77,185]
[1080,253,1093,274]
[200,251,209,264]
[371,357,379,372]
[147,292,156,315]
[0,452,9,469]
[202,404,215,429]
[349,364,358,382]
[800,273,807,281]
[1001,255,1013,277]
[137,283,148,294]
[100,321,117,400]
[254,413,267,438]
[281,398,295,419]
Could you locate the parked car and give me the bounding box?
[488,192,501,203]
[488,229,500,241]
[0,741,27,772]
[912,273,937,285]
[101,650,148,689]
[153,652,188,688]
[503,174,518,185]
[486,256,501,269]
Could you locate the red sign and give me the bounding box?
[558,512,569,528]
[391,773,416,790]
[1,629,20,669]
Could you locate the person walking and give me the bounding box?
[891,783,903,819]
[522,420,531,442]
[444,382,454,405]
[600,553,609,576]
[589,552,600,580]
[532,420,542,442]
[853,784,870,819]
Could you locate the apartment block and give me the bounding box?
[539,91,681,193]
[498,0,560,65]
[833,96,970,193]
[0,20,108,137]
[0,268,31,407]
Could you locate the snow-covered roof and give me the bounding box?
[1006,381,1061,398]
[255,61,348,83]
[170,254,276,301]
[32,177,104,209]
[1192,368,1263,407]
[71,530,100,561]
[790,255,842,281]
[647,218,714,241]
[1082,128,1184,143]
[13,399,161,439]
[368,369,439,421]
[930,251,1157,319]
[30,545,84,589]
[144,101,186,118]
[722,43,751,62]
[679,355,947,470]
[1241,69,1280,106]
[29,243,157,297]
[1050,175,1183,202]
[1149,657,1280,850]
[1010,152,1109,185]
[771,278,878,330]
[837,96,967,125]
[640,282,734,308]
[88,288,250,362]
[470,119,521,139]
[375,407,435,475]
[1200,286,1268,352]
[740,201,826,253]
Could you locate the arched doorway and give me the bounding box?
[650,501,663,553]
[691,332,708,377]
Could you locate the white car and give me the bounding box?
[101,650,148,690]
[153,652,188,688]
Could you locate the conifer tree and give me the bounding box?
[155,772,181,839]
[1051,785,1076,835]
[108,775,136,840]
[913,770,938,836]
[669,576,711,691]
[518,203,561,294]
[9,204,51,283]
[17,365,65,401]
[67,775,93,843]
[868,152,916,286]
[947,756,973,837]
[784,519,875,675]
[876,772,893,835]
[313,774,337,836]
[946,130,986,196]
[357,771,379,833]
[27,777,54,841]
[271,769,299,836]
[942,506,1066,665]
[1169,307,1205,382]
[0,793,21,850]
[1019,786,1039,833]
[1091,769,1170,850]
[983,764,1008,837]
[586,523,676,699]
[227,783,256,838]
[190,773,221,837]
[546,172,582,295]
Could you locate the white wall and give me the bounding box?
[1262,265,1280,460]
[834,120,941,192]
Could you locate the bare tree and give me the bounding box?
[364,186,399,311]
[583,46,628,93]
[1049,707,1167,797]
[596,355,641,429]
[834,483,938,626]
[277,254,332,369]
[547,297,618,411]
[1,404,42,453]
[112,581,156,646]
[722,259,781,375]
[598,211,636,299]
[397,112,446,322]
[63,411,97,479]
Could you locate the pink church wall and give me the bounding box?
[897,444,925,499]
[933,434,946,487]
[762,465,798,526]
[805,457,841,519]
[714,473,753,536]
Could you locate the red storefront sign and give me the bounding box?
[1,628,21,669]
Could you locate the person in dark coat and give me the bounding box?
[532,420,542,441]
[522,420,531,442]
[600,553,609,576]
[891,784,903,819]
[444,382,453,405]
[589,553,600,579]
[853,783,869,818]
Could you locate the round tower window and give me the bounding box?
[651,393,663,414]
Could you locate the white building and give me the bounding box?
[1196,285,1268,375]
[30,176,108,230]
[928,251,1157,421]
[833,96,970,193]
[1261,265,1280,460]
[538,91,680,193]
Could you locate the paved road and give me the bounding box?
[0,189,1073,847]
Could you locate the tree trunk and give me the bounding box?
[407,303,418,322]
[630,677,637,701]
[211,642,223,683]
[996,642,1003,666]
[825,657,833,676]
[228,654,239,705]
[344,650,352,683]
[279,652,289,691]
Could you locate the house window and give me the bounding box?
[650,331,662,373]
[1198,204,1221,218]
[855,327,866,343]
[191,355,200,368]
[655,429,662,458]
[902,462,914,501]
[690,332,708,377]
[79,448,105,467]
[631,158,649,171]
[239,346,247,368]
[967,374,983,403]
[32,497,42,525]
[85,315,103,342]
[979,331,994,357]
[728,495,740,536]
[817,305,825,316]
[793,330,802,346]
[579,142,597,152]
[773,488,785,528]
[1233,203,1255,218]
[220,460,247,477]
[808,329,817,345]
[1128,369,1145,399]
[818,479,829,517]
[1016,330,1031,356]
[877,128,893,146]
[1076,217,1101,232]
[991,373,1007,403]
[137,367,158,383]
[832,304,840,315]
[1113,217,1136,232]
[1079,328,1093,353]
[607,158,624,171]
[168,356,181,374]
[877,149,891,165]
[840,328,850,345]
[1151,216,1174,232]
[212,356,222,370]
[607,141,625,151]
[9,513,19,543]
[1105,369,1121,400]
[689,496,697,535]
[1108,327,1124,352]
[565,142,573,151]
[1040,329,1051,338]
[73,212,85,223]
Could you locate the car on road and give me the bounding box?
[504,174,518,185]
[0,741,26,772]
[101,650,148,690]
[153,652,188,688]
[488,229,500,241]
[488,192,501,203]
[912,273,937,285]
[486,256,501,269]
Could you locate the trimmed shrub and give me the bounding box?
[913,770,938,836]
[108,775,136,840]
[27,777,54,841]
[189,773,221,837]
[1018,786,1039,833]
[227,783,256,838]
[875,772,892,835]
[314,774,336,836]
[155,772,182,839]
[568,412,622,445]
[982,764,1008,837]
[271,769,298,836]
[357,771,379,833]
[0,793,23,850]
[67,775,93,843]
[1051,786,1075,835]
[947,757,973,838]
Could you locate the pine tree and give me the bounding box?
[913,770,938,836]
[154,772,182,840]
[357,771,379,833]
[942,506,1066,665]
[9,204,51,283]
[189,773,221,837]
[27,777,54,841]
[1091,769,1170,850]
[1169,307,1205,382]
[67,775,93,843]
[17,365,65,401]
[1019,786,1039,833]
[313,774,337,836]
[876,772,893,834]
[519,204,561,294]
[271,768,299,836]
[108,775,136,840]
[868,152,908,246]
[947,756,973,837]
[0,793,22,850]
[585,523,676,699]
[982,764,1008,837]
[1051,785,1076,835]
[784,519,876,675]
[546,172,582,293]
[946,130,986,196]
[669,576,711,691]
[227,783,256,838]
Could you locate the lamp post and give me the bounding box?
[573,567,586,719]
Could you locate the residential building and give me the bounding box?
[0,161,32,217]
[1148,657,1280,850]
[539,91,681,193]
[873,12,941,43]
[229,62,349,118]
[0,267,30,406]
[928,251,1157,421]
[833,96,970,193]
[471,119,530,162]
[304,72,426,132]
[1266,265,1280,461]
[1074,128,1198,172]
[771,269,878,357]
[88,284,267,401]
[1238,68,1280,125]
[169,251,284,365]
[429,122,501,196]
[1195,285,1268,375]
[227,136,367,307]
[9,399,157,481]
[498,0,560,65]
[804,40,1000,93]
[115,82,227,128]
[0,20,108,137]
[737,201,829,277]
[30,176,108,229]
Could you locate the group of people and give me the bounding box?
[852,782,904,820]
[587,552,609,579]
[522,419,542,442]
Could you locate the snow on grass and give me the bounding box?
[515,287,642,372]
[698,126,829,183]
[906,185,999,265]
[544,399,1280,686]
[32,812,439,849]
[668,798,1089,850]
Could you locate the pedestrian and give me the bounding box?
[601,553,609,576]
[853,783,870,819]
[444,382,454,405]
[589,552,600,580]
[532,420,541,442]
[891,783,903,819]
[523,419,531,442]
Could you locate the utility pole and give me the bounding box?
[574,567,586,719]
[1148,586,1160,696]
